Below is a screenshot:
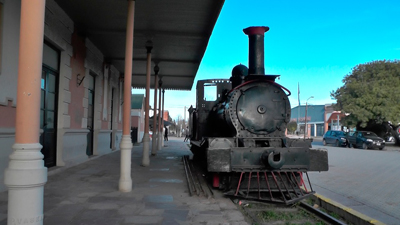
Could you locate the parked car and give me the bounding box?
[346,131,385,150]
[322,130,348,147]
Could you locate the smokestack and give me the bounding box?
[243,26,269,75]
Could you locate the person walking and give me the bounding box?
[164,127,168,141]
[184,127,189,142]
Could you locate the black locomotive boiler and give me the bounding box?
[188,26,328,204]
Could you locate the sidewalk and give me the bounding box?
[0,137,248,225]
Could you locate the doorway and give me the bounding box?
[40,43,60,167]
[40,66,58,167]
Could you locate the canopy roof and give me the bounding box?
[55,0,225,90]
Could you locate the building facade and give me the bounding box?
[291,105,326,137]
[0,0,124,192]
[291,104,344,137]
[131,94,145,143]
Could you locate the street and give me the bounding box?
[309,139,400,225]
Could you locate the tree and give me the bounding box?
[287,121,297,134]
[331,60,400,128]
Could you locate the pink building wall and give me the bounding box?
[101,77,108,130]
[0,101,16,128]
[68,30,86,129]
[131,116,139,127]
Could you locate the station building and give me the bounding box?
[0,0,224,222]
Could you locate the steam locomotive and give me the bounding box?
[188,26,328,204]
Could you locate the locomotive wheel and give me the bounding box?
[322,140,326,146]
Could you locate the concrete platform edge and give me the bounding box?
[312,193,385,225]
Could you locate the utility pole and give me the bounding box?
[304,96,314,139]
[297,82,300,135]
[184,106,186,129]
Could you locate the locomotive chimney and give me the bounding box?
[243,26,269,75]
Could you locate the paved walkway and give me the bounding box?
[0,137,248,225]
[309,143,400,225]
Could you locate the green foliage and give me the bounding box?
[258,209,326,225]
[331,60,400,128]
[287,121,297,133]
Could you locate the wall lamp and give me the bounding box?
[77,73,85,87]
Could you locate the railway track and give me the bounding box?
[183,155,348,225]
[182,155,214,198]
[237,200,348,225]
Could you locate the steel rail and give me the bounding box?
[188,158,206,197]
[299,202,347,225]
[183,156,195,196]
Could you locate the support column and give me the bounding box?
[118,0,135,192]
[314,124,317,137]
[142,41,152,166]
[4,0,47,224]
[151,71,158,155]
[157,78,163,151]
[337,114,340,130]
[161,89,165,147]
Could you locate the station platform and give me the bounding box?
[1,136,390,225]
[0,137,248,225]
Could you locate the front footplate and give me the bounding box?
[207,146,328,172]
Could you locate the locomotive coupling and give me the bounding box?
[261,151,286,169]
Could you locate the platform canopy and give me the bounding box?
[55,0,225,90]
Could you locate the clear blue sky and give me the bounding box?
[134,0,400,120]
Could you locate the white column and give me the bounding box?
[314,124,317,137]
[161,89,165,146]
[157,79,163,151]
[337,114,340,130]
[4,0,47,224]
[151,73,158,155]
[141,41,153,167]
[119,0,135,192]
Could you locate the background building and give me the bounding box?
[291,105,326,137]
[291,104,345,137]
[131,94,145,143]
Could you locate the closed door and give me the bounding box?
[40,67,58,167]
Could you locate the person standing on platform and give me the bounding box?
[164,127,168,141]
[184,127,189,142]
